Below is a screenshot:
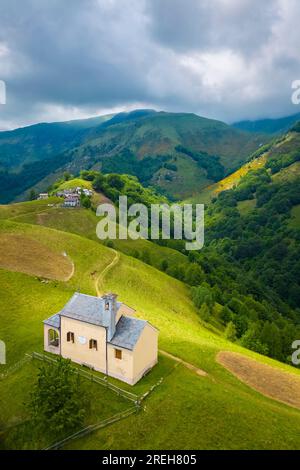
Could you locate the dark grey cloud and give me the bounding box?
[0,0,300,129]
[147,0,279,55]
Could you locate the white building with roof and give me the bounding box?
[43,292,158,385]
[38,193,49,200]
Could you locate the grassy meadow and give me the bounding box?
[1,201,300,449]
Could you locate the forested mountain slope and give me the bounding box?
[0,110,267,202]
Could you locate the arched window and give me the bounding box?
[48,329,59,347]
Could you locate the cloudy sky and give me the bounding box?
[0,0,300,129]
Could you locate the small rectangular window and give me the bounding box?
[115,349,122,360]
[89,339,98,350]
[67,332,75,343]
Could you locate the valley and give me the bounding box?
[0,110,269,203]
[1,111,300,450]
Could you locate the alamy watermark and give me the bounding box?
[291,80,300,105]
[96,196,204,251]
[292,340,300,366]
[0,80,6,105]
[0,340,6,364]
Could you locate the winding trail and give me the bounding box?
[95,249,120,297]
[63,257,75,282]
[9,206,54,222]
[93,249,208,379]
[159,349,207,377]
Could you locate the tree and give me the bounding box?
[92,173,106,192]
[224,321,237,342]
[160,259,169,272]
[232,314,249,338]
[220,306,232,325]
[260,322,282,360]
[106,174,124,190]
[191,283,215,311]
[288,284,300,307]
[184,264,204,286]
[29,189,37,201]
[27,358,89,440]
[63,172,72,181]
[80,193,91,209]
[281,323,299,361]
[167,264,185,281]
[240,324,269,355]
[199,303,211,322]
[80,170,97,181]
[141,250,151,265]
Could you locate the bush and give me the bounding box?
[191,283,215,310]
[92,173,107,192]
[240,326,269,355]
[160,259,169,272]
[224,321,237,342]
[220,306,233,324]
[106,174,125,190]
[81,194,91,208]
[185,264,204,286]
[199,303,211,322]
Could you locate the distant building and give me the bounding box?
[38,193,49,200]
[43,292,158,385]
[81,188,93,197]
[63,194,80,207]
[56,187,93,207]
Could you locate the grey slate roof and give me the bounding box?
[109,316,147,351]
[58,292,122,328]
[43,292,152,351]
[43,313,60,329]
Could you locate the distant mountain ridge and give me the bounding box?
[233,112,300,135]
[0,113,115,171]
[0,109,269,202]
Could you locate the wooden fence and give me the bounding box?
[28,352,139,403]
[2,351,166,450]
[43,406,138,450]
[0,355,32,380]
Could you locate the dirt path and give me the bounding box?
[217,351,300,410]
[159,349,207,377]
[63,257,75,282]
[9,206,53,222]
[93,249,208,379]
[95,249,120,297]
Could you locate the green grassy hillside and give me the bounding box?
[5,204,191,279]
[1,209,300,449]
[187,153,268,204]
[0,114,114,171]
[0,110,268,203]
[65,112,267,200]
[190,129,300,204]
